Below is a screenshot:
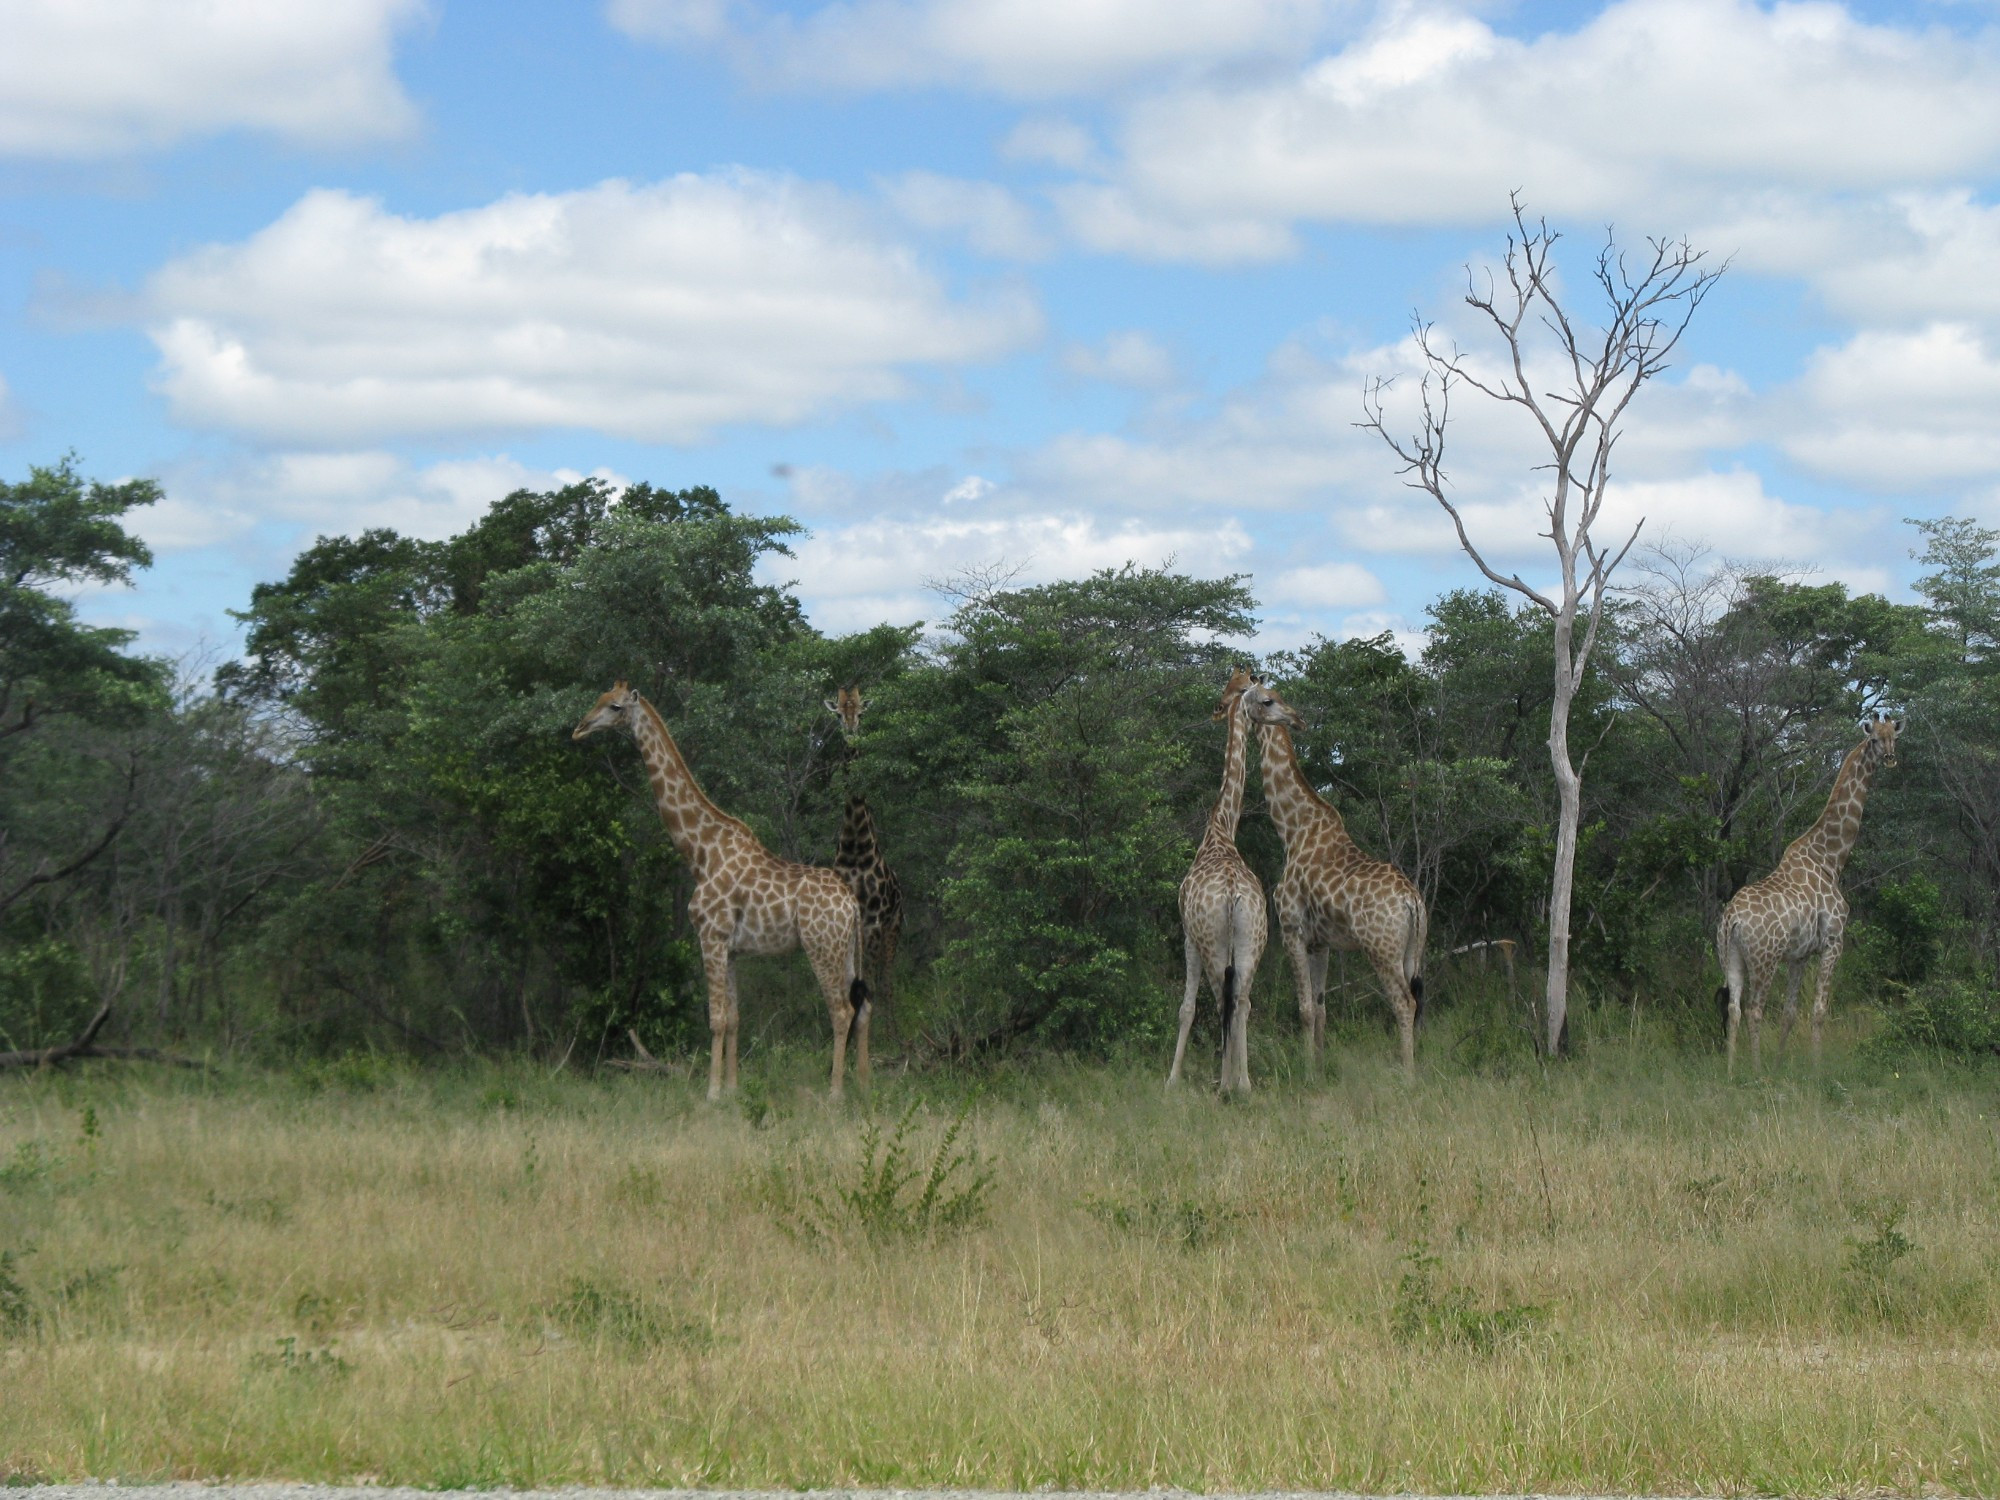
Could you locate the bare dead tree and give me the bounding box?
[1361,197,1722,1053]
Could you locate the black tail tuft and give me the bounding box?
[1409,974,1425,1027]
[1219,964,1237,1058]
[1715,985,1731,1044]
[849,977,869,1014]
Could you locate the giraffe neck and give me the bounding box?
[837,797,879,866]
[1785,738,1879,877]
[1256,721,1349,852]
[628,696,743,870]
[1207,695,1251,842]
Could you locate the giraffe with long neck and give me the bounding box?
[574,682,869,1100]
[1255,683,1428,1075]
[1717,714,1900,1074]
[824,686,904,1036]
[1170,668,1288,1093]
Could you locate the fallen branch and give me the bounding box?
[0,1003,210,1072]
[601,1029,691,1077]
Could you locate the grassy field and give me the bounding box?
[3,1020,2000,1494]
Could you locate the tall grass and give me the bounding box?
[2,1020,1998,1492]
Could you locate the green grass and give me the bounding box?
[2,1020,1999,1492]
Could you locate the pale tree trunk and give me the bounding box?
[1545,607,1581,1053]
[1362,196,1719,1055]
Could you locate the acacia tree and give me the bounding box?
[1362,199,1721,1052]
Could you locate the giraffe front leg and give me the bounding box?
[1778,960,1805,1052]
[700,938,732,1103]
[1168,929,1200,1089]
[1307,947,1330,1064]
[1810,935,1842,1069]
[1283,926,1318,1071]
[1746,961,1777,1074]
[724,959,742,1093]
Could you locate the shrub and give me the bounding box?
[768,1100,993,1245]
[1869,979,2000,1060]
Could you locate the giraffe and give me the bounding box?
[1254,681,1428,1076]
[1716,713,1901,1075]
[1169,667,1288,1094]
[823,687,904,1034]
[573,682,869,1100]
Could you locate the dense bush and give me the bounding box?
[13,457,2000,1065]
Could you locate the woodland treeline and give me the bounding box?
[5,455,2000,1064]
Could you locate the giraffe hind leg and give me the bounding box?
[1169,928,1201,1088]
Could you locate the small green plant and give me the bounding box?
[249,1335,351,1378]
[737,1072,774,1128]
[1844,1204,1919,1321]
[1083,1190,1241,1251]
[78,1105,100,1144]
[0,1249,32,1335]
[546,1277,712,1354]
[0,1141,60,1192]
[769,1100,993,1245]
[205,1190,292,1226]
[1390,1236,1546,1353]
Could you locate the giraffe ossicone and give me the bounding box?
[1254,680,1429,1076]
[573,681,870,1100]
[1716,713,1901,1075]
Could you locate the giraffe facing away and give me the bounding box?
[1717,713,1900,1075]
[1170,668,1290,1093]
[1254,681,1428,1075]
[823,687,904,1032]
[573,682,869,1100]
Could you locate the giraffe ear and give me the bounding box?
[824,698,839,715]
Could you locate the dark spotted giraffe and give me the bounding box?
[825,687,905,1032]
[1717,714,1901,1074]
[573,682,868,1101]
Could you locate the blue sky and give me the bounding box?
[4,0,1998,658]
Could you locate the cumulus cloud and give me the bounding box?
[142,174,1040,446]
[609,0,1344,96]
[1785,323,2000,490]
[1264,560,1386,607]
[772,507,1253,631]
[0,0,425,157]
[1058,0,2000,260]
[138,451,627,552]
[1060,331,1178,388]
[882,172,1052,260]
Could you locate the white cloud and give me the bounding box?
[1060,331,1177,388]
[0,0,425,157]
[1061,0,2000,260]
[138,451,627,552]
[1785,322,2000,489]
[0,372,18,440]
[1001,117,1103,171]
[143,175,1040,446]
[1809,192,2000,329]
[1265,560,1386,607]
[772,510,1253,631]
[610,0,1345,96]
[882,172,1053,260]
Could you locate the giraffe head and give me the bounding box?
[1214,667,1300,728]
[572,680,640,740]
[1239,676,1304,730]
[1861,711,1903,769]
[825,685,864,739]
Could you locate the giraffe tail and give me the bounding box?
[848,900,869,1015]
[1219,964,1237,1054]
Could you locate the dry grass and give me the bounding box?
[2,1030,1999,1493]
